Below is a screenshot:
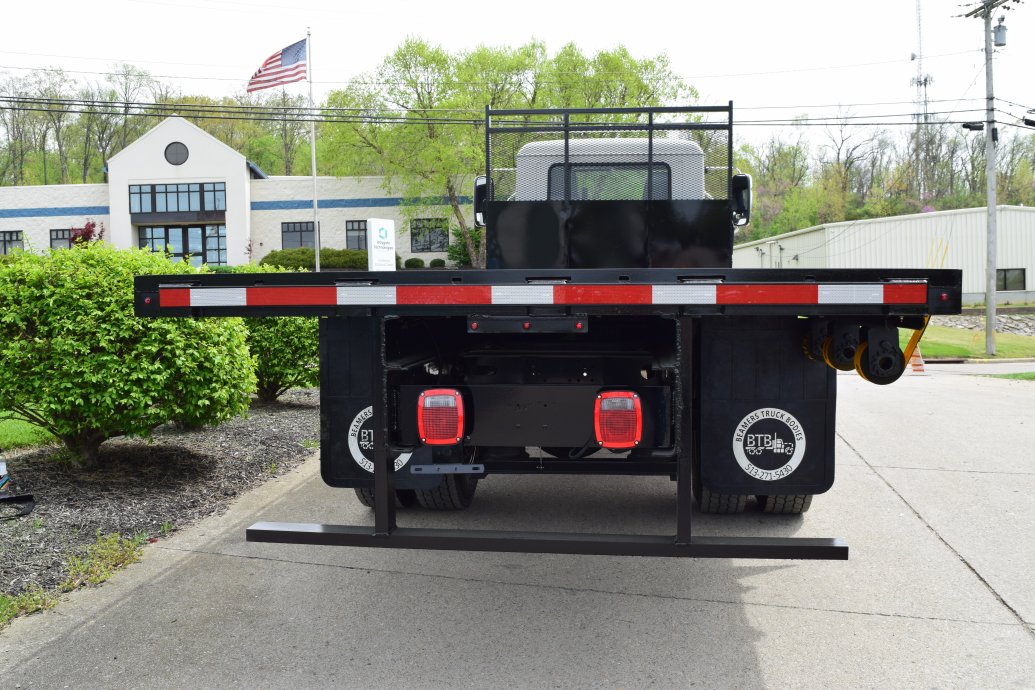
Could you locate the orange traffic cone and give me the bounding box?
[909,346,926,374]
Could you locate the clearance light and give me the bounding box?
[593,391,642,449]
[417,389,464,445]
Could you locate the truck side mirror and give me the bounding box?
[473,175,488,228]
[731,173,752,227]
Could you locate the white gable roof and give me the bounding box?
[108,116,245,166]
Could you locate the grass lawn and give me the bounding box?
[0,417,53,451]
[902,325,1035,360]
[988,372,1035,381]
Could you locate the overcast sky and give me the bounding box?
[3,0,1032,145]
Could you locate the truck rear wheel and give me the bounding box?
[756,494,813,514]
[692,455,748,514]
[414,475,478,510]
[353,488,418,509]
[694,485,748,514]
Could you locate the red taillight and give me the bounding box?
[417,389,464,445]
[593,391,642,449]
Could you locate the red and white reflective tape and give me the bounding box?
[159,282,928,309]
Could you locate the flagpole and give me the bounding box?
[306,27,320,272]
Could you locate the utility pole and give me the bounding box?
[962,0,1015,356]
[983,11,997,356]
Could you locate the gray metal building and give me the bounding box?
[732,205,1035,304]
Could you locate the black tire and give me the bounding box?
[691,452,748,514]
[353,488,418,508]
[696,486,748,514]
[414,475,478,510]
[756,494,813,514]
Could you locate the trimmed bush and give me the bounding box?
[230,264,319,403]
[404,257,425,269]
[259,247,368,271]
[429,258,446,268]
[0,243,256,467]
[447,226,482,268]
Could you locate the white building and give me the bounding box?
[0,117,466,266]
[733,206,1035,304]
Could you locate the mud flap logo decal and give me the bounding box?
[348,406,412,473]
[732,408,806,481]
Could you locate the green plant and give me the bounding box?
[159,521,173,536]
[300,437,318,449]
[0,585,57,627]
[447,225,481,268]
[259,247,368,271]
[429,258,446,268]
[404,257,425,269]
[0,243,256,467]
[228,264,320,403]
[262,460,278,475]
[61,532,145,591]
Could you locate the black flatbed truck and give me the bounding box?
[135,105,962,560]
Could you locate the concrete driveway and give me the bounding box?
[2,367,1034,688]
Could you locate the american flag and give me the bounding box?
[247,38,308,92]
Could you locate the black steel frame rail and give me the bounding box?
[244,314,850,560]
[137,267,964,288]
[245,524,848,559]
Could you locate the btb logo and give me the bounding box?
[745,433,794,456]
[378,226,389,240]
[732,408,807,481]
[348,406,411,473]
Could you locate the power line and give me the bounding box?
[0,94,991,121]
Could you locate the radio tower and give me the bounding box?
[911,0,934,200]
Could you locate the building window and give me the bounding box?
[0,230,23,255]
[138,225,227,267]
[130,182,225,214]
[346,220,367,250]
[997,268,1026,292]
[155,184,200,213]
[50,229,72,250]
[129,185,153,213]
[282,221,315,249]
[165,141,189,166]
[203,182,226,211]
[203,225,227,266]
[410,218,448,252]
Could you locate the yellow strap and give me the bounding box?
[902,315,930,362]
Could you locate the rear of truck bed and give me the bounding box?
[134,105,962,559]
[135,266,961,559]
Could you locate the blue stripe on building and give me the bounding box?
[0,206,109,219]
[251,196,471,211]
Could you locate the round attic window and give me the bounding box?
[164,141,189,166]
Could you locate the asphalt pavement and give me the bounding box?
[2,364,1034,688]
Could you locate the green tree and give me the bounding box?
[322,39,692,268]
[0,243,255,467]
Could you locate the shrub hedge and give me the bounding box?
[229,263,319,403]
[259,247,368,271]
[0,243,255,466]
[404,257,425,269]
